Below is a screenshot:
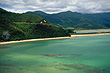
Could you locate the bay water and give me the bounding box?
[0,35,110,73]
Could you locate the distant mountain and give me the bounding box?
[0,8,70,41]
[25,11,110,29]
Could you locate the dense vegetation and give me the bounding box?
[26,11,110,29]
[0,8,70,41]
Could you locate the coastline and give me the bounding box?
[75,29,110,31]
[0,33,110,45]
[0,36,75,45]
[71,33,110,37]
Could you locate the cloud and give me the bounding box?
[0,0,110,14]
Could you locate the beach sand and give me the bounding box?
[71,33,110,37]
[75,29,110,31]
[0,33,110,45]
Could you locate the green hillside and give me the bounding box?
[25,11,110,29]
[0,8,70,41]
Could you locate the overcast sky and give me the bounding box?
[0,0,110,14]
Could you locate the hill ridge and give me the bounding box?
[25,10,110,29]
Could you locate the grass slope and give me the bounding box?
[0,8,70,41]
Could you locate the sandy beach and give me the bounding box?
[71,33,110,37]
[75,29,110,31]
[0,33,110,45]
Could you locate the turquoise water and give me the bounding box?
[0,35,110,73]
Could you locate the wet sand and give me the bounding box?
[0,33,110,45]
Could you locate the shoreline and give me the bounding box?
[71,33,110,37]
[0,36,75,45]
[75,29,110,31]
[0,33,110,45]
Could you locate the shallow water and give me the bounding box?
[0,35,110,73]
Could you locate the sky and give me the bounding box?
[0,0,110,14]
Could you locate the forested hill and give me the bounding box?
[25,11,110,29]
[0,8,70,41]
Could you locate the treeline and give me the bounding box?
[0,8,43,23]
